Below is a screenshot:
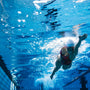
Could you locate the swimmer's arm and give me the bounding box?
[74,38,81,55]
[74,34,87,53]
[57,54,62,62]
[75,39,81,50]
[57,54,60,59]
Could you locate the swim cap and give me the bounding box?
[66,39,74,47]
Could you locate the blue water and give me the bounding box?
[0,0,90,90]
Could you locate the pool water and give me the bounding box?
[0,0,90,90]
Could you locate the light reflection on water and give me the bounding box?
[0,0,90,89]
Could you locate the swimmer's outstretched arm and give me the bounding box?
[50,65,60,79]
[74,34,87,55]
[50,57,61,79]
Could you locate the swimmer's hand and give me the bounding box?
[50,75,53,79]
[79,34,87,41]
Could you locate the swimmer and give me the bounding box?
[50,34,87,79]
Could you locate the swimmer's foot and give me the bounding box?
[79,34,87,41]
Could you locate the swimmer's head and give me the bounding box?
[66,39,74,47]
